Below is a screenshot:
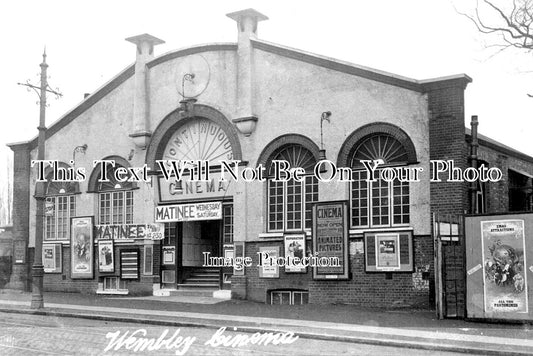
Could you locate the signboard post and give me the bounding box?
[312,201,349,280]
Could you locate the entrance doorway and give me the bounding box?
[161,219,222,290]
[182,220,220,266]
[160,202,234,291]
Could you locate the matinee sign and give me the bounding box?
[312,201,349,280]
[155,201,222,222]
[95,223,164,241]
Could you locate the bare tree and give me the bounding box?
[459,0,533,95]
[460,0,533,50]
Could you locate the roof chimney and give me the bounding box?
[226,9,268,136]
[126,33,165,149]
[226,8,268,38]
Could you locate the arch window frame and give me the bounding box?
[262,140,319,233]
[94,161,136,226]
[43,170,79,241]
[341,126,416,230]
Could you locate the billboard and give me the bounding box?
[466,213,533,321]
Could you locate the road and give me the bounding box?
[0,311,466,356]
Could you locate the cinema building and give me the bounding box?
[6,9,533,308]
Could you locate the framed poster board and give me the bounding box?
[162,246,175,265]
[259,245,279,278]
[364,231,413,272]
[312,201,349,280]
[284,234,306,273]
[43,243,62,273]
[14,240,26,264]
[70,216,94,279]
[465,213,533,321]
[98,240,114,273]
[120,249,140,280]
[481,219,528,314]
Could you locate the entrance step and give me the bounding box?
[178,267,221,291]
[168,288,219,297]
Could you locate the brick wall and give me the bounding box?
[43,244,156,295]
[425,79,470,216]
[244,235,433,307]
[6,143,31,291]
[425,77,470,316]
[476,142,533,213]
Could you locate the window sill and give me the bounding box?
[349,226,413,235]
[258,230,311,239]
[96,289,129,295]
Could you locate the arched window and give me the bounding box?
[97,163,135,225]
[266,144,318,231]
[350,133,411,228]
[44,172,78,241]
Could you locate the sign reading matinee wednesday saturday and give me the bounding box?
[155,201,222,222]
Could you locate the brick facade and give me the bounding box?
[244,235,433,307]
[11,10,533,312]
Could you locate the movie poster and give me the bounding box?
[70,216,94,279]
[162,246,175,265]
[284,234,306,273]
[259,246,279,278]
[481,220,528,313]
[43,245,56,272]
[313,201,349,279]
[376,234,400,271]
[98,240,114,273]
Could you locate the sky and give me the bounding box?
[0,0,532,224]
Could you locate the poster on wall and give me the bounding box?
[162,246,175,265]
[364,231,413,273]
[284,234,306,273]
[98,240,114,273]
[43,244,62,273]
[70,216,94,279]
[14,240,26,264]
[376,234,400,271]
[481,219,528,313]
[259,246,279,278]
[312,201,349,280]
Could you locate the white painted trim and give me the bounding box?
[96,289,129,295]
[350,226,413,235]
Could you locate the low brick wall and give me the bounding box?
[242,235,433,307]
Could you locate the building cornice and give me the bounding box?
[146,43,237,69]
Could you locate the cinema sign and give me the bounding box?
[157,172,234,203]
[155,201,222,222]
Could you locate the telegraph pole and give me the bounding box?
[18,49,62,309]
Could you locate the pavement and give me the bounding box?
[0,290,532,355]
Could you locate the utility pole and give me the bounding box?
[18,49,62,309]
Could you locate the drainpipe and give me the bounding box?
[470,115,479,214]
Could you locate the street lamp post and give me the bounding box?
[18,50,62,309]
